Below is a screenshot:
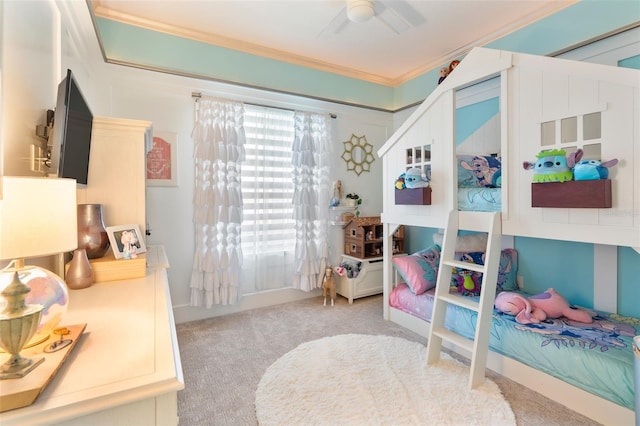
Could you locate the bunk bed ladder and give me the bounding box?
[426,210,502,389]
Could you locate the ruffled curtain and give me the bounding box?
[190,97,245,307]
[291,111,331,291]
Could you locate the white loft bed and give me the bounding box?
[377,47,639,425]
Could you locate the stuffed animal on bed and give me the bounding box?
[494,288,593,324]
[523,149,582,183]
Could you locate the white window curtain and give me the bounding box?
[291,111,331,291]
[241,105,296,293]
[190,97,245,307]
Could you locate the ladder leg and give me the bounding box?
[468,211,502,388]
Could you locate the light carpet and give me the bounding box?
[255,334,516,426]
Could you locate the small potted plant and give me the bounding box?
[345,193,362,216]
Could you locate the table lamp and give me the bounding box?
[0,176,77,378]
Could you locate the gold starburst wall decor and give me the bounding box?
[341,134,375,176]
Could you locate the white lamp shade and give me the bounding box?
[0,177,78,260]
[347,0,375,23]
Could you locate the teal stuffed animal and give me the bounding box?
[523,149,582,183]
[403,167,430,188]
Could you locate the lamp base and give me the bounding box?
[0,354,44,379]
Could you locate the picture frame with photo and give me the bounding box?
[106,224,147,260]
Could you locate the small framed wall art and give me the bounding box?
[106,224,147,259]
[146,131,178,187]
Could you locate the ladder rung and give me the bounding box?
[443,259,485,273]
[437,293,479,312]
[431,326,474,352]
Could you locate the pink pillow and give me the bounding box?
[392,246,440,295]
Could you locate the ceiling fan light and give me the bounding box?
[347,0,375,23]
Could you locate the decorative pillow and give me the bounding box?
[457,154,502,188]
[450,248,518,296]
[433,231,487,252]
[392,245,441,295]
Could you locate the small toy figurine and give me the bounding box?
[437,67,448,84]
[573,158,619,180]
[523,149,582,183]
[494,288,593,325]
[448,60,460,75]
[322,265,336,307]
[330,180,343,207]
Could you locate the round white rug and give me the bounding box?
[255,334,515,426]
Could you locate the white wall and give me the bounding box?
[0,0,102,177]
[1,0,59,177]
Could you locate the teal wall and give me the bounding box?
[455,98,500,145]
[619,54,640,69]
[96,1,640,110]
[618,247,640,317]
[514,237,594,307]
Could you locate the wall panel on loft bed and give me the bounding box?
[502,53,639,248]
[381,92,453,229]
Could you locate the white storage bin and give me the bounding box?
[336,255,384,304]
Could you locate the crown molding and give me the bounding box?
[92,4,395,87]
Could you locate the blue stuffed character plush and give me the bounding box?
[403,167,430,188]
[573,158,619,180]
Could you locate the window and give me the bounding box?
[241,105,296,293]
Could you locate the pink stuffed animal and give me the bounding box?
[494,288,593,324]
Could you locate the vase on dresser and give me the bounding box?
[66,248,94,289]
[77,204,110,259]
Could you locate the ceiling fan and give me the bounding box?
[318,0,425,38]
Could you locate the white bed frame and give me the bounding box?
[378,47,639,425]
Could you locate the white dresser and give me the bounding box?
[1,247,184,425]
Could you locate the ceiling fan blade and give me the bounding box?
[317,7,351,39]
[377,0,426,32]
[376,5,410,34]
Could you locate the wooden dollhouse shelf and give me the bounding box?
[395,187,432,205]
[531,180,612,208]
[343,216,405,259]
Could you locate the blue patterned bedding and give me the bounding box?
[457,154,502,212]
[390,284,639,409]
[458,187,502,212]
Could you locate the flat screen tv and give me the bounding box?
[49,69,93,186]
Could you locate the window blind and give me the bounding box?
[241,105,296,291]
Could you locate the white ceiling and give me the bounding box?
[91,0,576,86]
